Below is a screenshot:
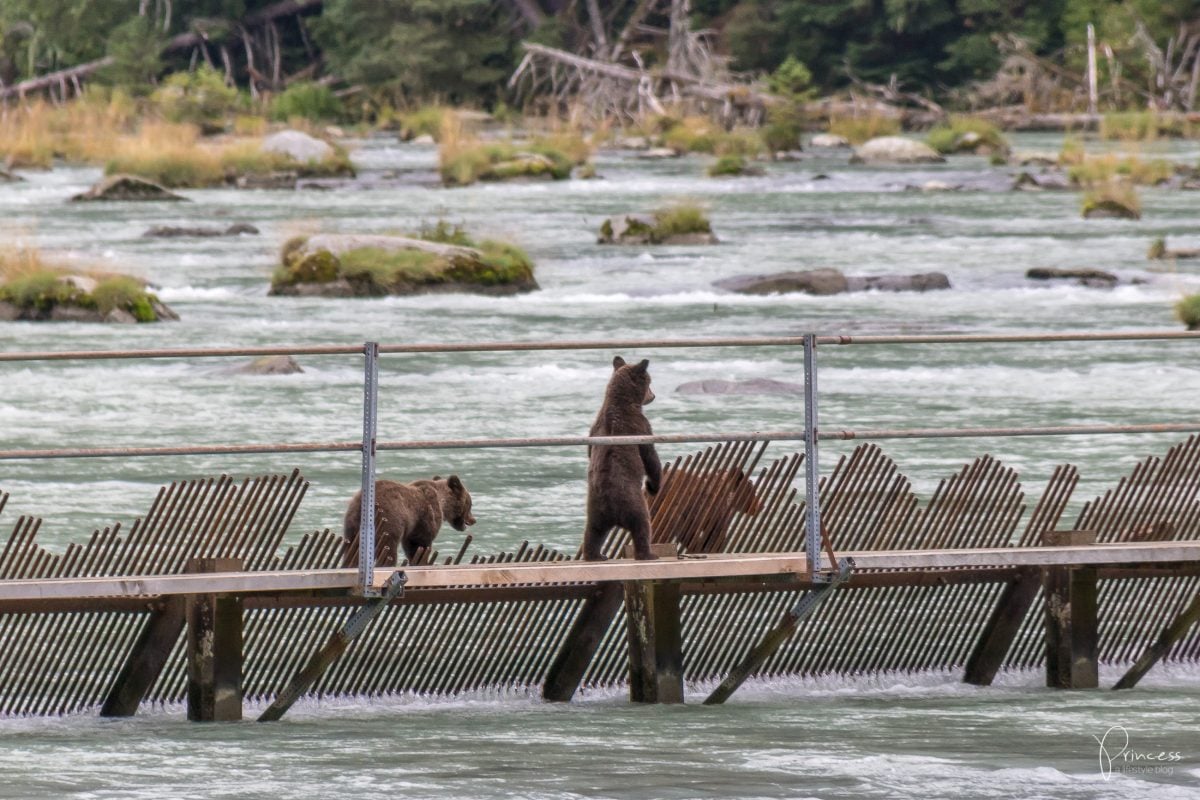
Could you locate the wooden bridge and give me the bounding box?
[1,437,1199,721]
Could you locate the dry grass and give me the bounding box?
[0,92,138,168]
[828,113,901,145]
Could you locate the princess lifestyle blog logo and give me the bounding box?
[1094,725,1185,780]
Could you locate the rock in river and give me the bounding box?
[715,269,950,296]
[70,174,187,202]
[850,136,945,165]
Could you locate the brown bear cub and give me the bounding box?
[647,467,762,553]
[583,356,662,561]
[342,475,475,567]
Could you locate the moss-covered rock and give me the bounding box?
[707,154,764,177]
[0,270,177,322]
[598,205,718,245]
[269,232,539,297]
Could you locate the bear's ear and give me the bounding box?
[634,359,649,373]
[447,475,463,492]
[612,356,626,370]
[432,475,442,481]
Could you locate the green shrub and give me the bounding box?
[1081,182,1142,220]
[151,66,240,133]
[653,203,712,238]
[762,103,805,153]
[0,271,78,311]
[1068,155,1173,187]
[1101,112,1190,141]
[1175,294,1200,329]
[270,82,343,122]
[926,116,1008,155]
[829,114,900,145]
[91,276,158,321]
[709,154,749,176]
[400,105,447,140]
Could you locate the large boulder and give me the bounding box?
[70,174,186,202]
[850,136,945,165]
[715,269,951,296]
[676,378,806,396]
[262,130,333,163]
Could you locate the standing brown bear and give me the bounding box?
[342,475,475,567]
[583,356,662,560]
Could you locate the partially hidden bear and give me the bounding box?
[583,356,662,560]
[342,475,476,567]
[647,467,762,553]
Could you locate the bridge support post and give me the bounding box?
[1043,532,1098,689]
[542,582,624,702]
[624,578,683,704]
[186,557,244,721]
[962,568,1040,686]
[100,597,186,717]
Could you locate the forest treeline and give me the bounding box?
[0,1,1198,113]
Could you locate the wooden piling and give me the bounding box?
[625,580,684,703]
[542,582,624,702]
[100,597,185,717]
[186,558,244,721]
[1043,532,1098,689]
[623,543,683,704]
[962,568,1040,685]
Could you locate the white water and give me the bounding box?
[1,133,1198,795]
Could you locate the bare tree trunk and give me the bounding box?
[505,0,545,30]
[611,0,660,62]
[667,0,688,74]
[1086,24,1098,114]
[585,0,608,53]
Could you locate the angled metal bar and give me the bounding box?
[704,558,852,705]
[1113,589,1200,690]
[258,570,406,722]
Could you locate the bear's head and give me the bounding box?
[437,475,476,531]
[726,469,762,516]
[608,355,655,406]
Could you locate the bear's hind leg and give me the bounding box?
[582,516,609,561]
[629,512,657,561]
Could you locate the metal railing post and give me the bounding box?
[357,341,380,597]
[804,333,825,580]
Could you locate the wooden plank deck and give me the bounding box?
[0,541,1198,605]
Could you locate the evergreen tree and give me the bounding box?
[314,0,517,105]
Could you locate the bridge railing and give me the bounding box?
[4,330,1200,594]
